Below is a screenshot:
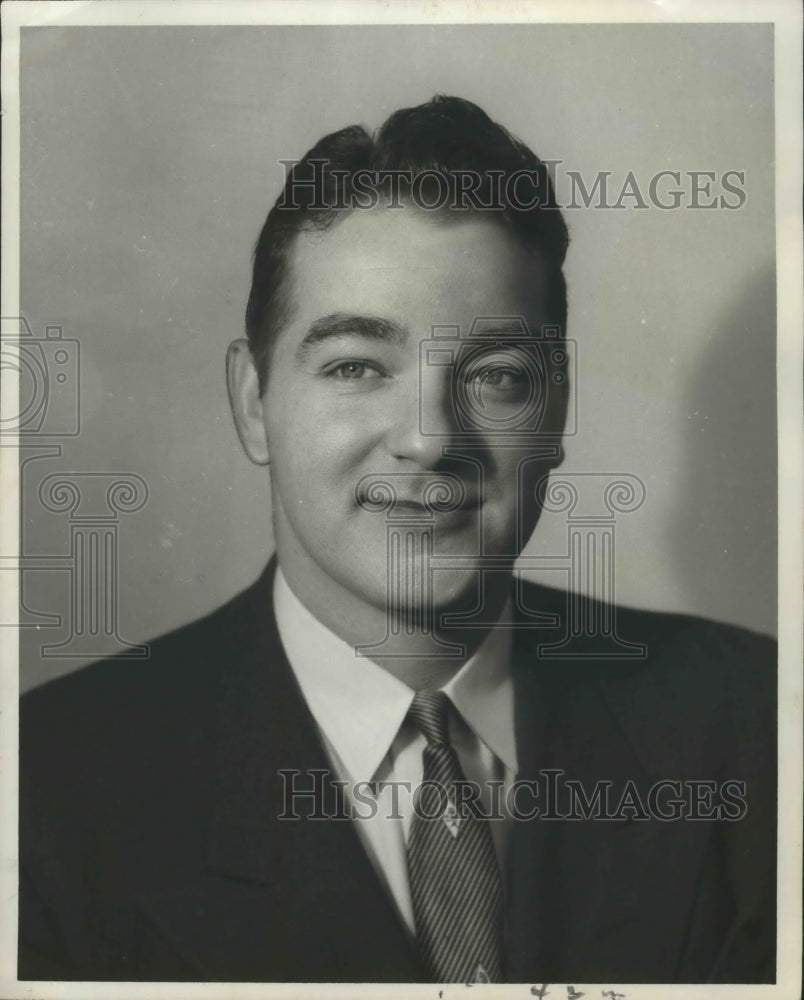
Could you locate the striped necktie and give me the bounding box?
[406,689,503,983]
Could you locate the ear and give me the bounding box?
[226,339,270,466]
[549,374,569,469]
[546,341,571,456]
[545,442,565,470]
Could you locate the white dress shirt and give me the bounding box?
[273,567,518,934]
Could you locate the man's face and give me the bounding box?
[242,207,564,616]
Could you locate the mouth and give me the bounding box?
[355,497,482,523]
[354,473,480,518]
[391,497,480,514]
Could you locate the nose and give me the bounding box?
[386,366,458,468]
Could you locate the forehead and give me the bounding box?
[282,207,549,338]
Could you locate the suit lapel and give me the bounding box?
[505,592,711,983]
[136,563,422,982]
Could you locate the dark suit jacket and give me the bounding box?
[19,562,776,983]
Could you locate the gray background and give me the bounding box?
[18,23,776,691]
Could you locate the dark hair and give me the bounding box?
[245,95,569,391]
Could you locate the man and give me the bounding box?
[19,96,776,984]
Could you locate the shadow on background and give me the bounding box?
[669,262,777,637]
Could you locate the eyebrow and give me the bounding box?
[295,313,408,364]
[468,318,534,336]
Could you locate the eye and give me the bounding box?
[324,360,385,382]
[472,364,527,389]
[464,361,530,394]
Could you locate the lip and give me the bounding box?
[354,478,482,517]
[391,498,481,521]
[390,497,481,514]
[354,495,481,511]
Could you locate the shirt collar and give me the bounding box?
[443,616,517,773]
[273,567,517,784]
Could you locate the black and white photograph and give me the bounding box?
[1,1,801,997]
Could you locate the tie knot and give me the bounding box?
[408,690,451,746]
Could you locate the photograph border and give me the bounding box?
[1,2,801,998]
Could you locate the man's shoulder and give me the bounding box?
[519,575,776,676]
[20,568,276,778]
[517,577,776,774]
[516,578,776,717]
[24,581,249,703]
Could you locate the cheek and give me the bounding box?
[482,453,525,499]
[265,402,378,497]
[479,453,545,530]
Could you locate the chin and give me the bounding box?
[345,532,516,614]
[349,562,474,615]
[417,567,484,615]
